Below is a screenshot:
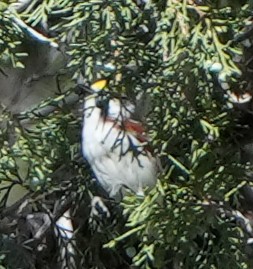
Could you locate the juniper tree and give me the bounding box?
[0,0,253,268]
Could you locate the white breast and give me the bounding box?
[82,95,157,198]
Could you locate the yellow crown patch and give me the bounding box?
[90,79,108,92]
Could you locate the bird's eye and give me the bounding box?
[95,99,104,109]
[96,97,109,116]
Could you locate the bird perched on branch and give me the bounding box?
[82,79,157,200]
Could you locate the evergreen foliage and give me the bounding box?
[0,0,253,268]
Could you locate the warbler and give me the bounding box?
[82,79,157,199]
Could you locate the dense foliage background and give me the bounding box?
[1,0,253,268]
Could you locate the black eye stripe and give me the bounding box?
[96,96,109,116]
[95,99,106,108]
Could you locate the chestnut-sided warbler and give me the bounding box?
[82,79,157,199]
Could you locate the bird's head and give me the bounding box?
[84,79,134,121]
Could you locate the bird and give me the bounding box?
[81,79,157,200]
